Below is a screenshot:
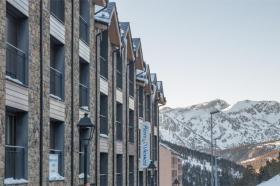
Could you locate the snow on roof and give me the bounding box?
[95,2,115,24]
[132,38,141,52]
[257,175,280,186]
[119,22,129,40]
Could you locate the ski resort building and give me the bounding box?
[0,0,166,185]
[159,144,183,186]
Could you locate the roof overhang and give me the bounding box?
[95,0,107,7]
[108,13,121,47]
[126,30,134,61]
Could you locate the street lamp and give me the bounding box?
[77,113,95,186]
[148,161,156,186]
[173,178,180,186]
[210,110,220,186]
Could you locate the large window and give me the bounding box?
[6,4,28,85]
[116,103,123,141]
[129,156,134,186]
[49,120,64,180]
[145,95,151,122]
[153,136,158,161]
[100,153,108,186]
[138,87,144,118]
[100,94,108,135]
[116,155,123,186]
[50,37,64,100]
[79,0,89,44]
[116,52,123,89]
[129,110,134,143]
[139,171,144,186]
[129,62,134,97]
[50,0,64,23]
[100,31,108,79]
[79,58,89,110]
[5,110,28,182]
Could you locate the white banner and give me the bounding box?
[139,121,151,170]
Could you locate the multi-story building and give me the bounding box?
[159,144,183,186]
[0,0,166,186]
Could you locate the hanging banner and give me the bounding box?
[139,121,151,170]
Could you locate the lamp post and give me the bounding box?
[148,161,156,186]
[210,110,220,186]
[77,113,95,186]
[173,178,180,186]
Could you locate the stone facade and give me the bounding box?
[0,1,165,186]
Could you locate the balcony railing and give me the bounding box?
[6,43,26,85]
[100,56,108,80]
[129,124,134,143]
[116,70,122,89]
[79,83,89,108]
[116,121,122,141]
[50,0,65,23]
[49,149,64,177]
[100,114,108,135]
[5,145,26,180]
[79,16,89,45]
[129,80,134,97]
[50,67,63,100]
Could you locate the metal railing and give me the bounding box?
[79,83,89,108]
[116,121,122,141]
[5,145,26,180]
[50,67,63,99]
[129,124,134,143]
[99,114,108,135]
[129,80,134,97]
[79,16,89,45]
[50,0,65,23]
[49,149,64,177]
[100,174,108,186]
[100,56,108,80]
[6,43,26,85]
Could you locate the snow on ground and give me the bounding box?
[257,175,280,186]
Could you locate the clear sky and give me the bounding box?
[113,0,280,108]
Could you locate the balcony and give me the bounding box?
[79,16,89,45]
[50,67,63,100]
[5,145,26,180]
[79,83,89,109]
[50,0,65,23]
[6,43,26,85]
[49,149,64,180]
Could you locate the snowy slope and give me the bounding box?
[159,99,280,151]
[257,175,280,186]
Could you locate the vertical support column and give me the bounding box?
[0,0,6,183]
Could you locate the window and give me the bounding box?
[6,4,28,85]
[129,156,134,186]
[139,171,144,186]
[100,94,108,135]
[50,0,64,23]
[79,58,89,109]
[129,110,134,143]
[49,120,64,180]
[116,52,123,89]
[154,170,158,186]
[138,87,144,118]
[79,0,89,44]
[50,37,64,100]
[129,62,134,97]
[116,155,123,186]
[100,31,108,79]
[100,153,108,186]
[5,110,28,182]
[153,104,158,126]
[145,95,151,122]
[153,136,158,161]
[116,103,123,141]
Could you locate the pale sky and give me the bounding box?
[113,0,280,108]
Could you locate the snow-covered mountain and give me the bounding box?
[159,99,280,152]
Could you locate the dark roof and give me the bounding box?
[132,38,141,52]
[119,22,129,40]
[95,2,116,24]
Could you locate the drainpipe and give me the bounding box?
[39,0,43,185]
[71,0,74,185]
